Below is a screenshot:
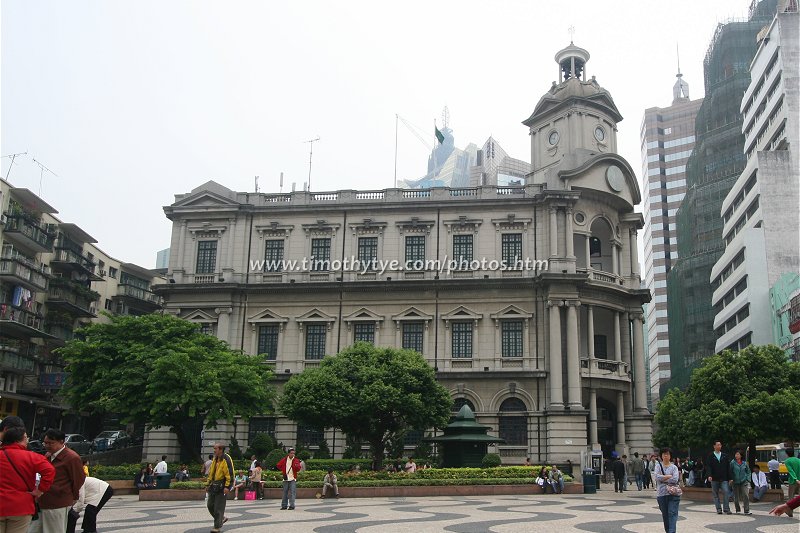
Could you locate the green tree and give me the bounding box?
[279,342,452,470]
[314,439,332,459]
[244,433,277,460]
[59,313,275,462]
[654,345,800,462]
[229,436,243,460]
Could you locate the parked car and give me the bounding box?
[64,434,92,455]
[92,430,132,452]
[27,439,46,455]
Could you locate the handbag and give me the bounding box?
[2,448,41,520]
[208,480,225,494]
[659,462,683,496]
[244,490,256,501]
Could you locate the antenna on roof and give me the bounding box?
[31,157,57,197]
[304,137,320,191]
[255,175,260,193]
[280,172,284,193]
[2,151,27,181]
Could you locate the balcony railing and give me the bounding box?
[1,213,55,252]
[116,283,162,305]
[52,247,97,276]
[0,305,47,336]
[580,357,629,380]
[0,256,49,291]
[46,324,75,342]
[47,283,97,317]
[0,349,36,374]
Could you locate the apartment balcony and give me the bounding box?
[0,305,52,339]
[113,283,163,312]
[1,213,55,253]
[46,279,97,318]
[46,324,76,344]
[17,373,67,396]
[50,247,103,280]
[580,357,630,384]
[0,343,37,374]
[0,255,50,292]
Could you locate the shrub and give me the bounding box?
[264,448,286,470]
[296,448,312,461]
[314,440,331,459]
[229,436,243,460]
[245,434,277,460]
[171,481,205,489]
[482,453,502,468]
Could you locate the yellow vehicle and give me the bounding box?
[748,443,800,481]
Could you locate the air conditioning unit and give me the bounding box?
[0,214,7,225]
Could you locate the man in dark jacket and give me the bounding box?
[706,440,732,514]
[612,456,626,493]
[32,429,86,533]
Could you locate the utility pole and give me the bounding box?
[304,137,320,191]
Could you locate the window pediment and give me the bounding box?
[255,223,294,239]
[180,308,217,323]
[296,308,336,330]
[249,309,290,331]
[442,305,483,326]
[490,305,533,327]
[392,306,434,325]
[302,221,341,237]
[443,216,482,234]
[349,219,388,236]
[491,214,532,232]
[396,218,436,235]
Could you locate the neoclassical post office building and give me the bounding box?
[146,43,654,465]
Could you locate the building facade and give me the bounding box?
[640,72,703,403]
[710,3,799,354]
[0,178,164,435]
[152,43,653,465]
[666,0,779,393]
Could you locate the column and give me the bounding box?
[587,305,595,359]
[549,208,558,258]
[216,307,232,344]
[613,311,622,362]
[548,301,563,408]
[616,391,626,447]
[630,229,640,277]
[621,312,631,367]
[565,208,574,258]
[585,234,591,269]
[632,312,648,412]
[611,242,618,275]
[589,389,599,446]
[226,218,237,271]
[566,301,581,407]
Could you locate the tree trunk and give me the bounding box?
[369,438,385,471]
[747,440,757,469]
[172,425,201,463]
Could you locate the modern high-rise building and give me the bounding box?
[666,0,779,393]
[640,72,703,403]
[710,2,798,354]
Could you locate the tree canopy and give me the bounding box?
[278,342,452,469]
[59,313,274,461]
[653,344,800,457]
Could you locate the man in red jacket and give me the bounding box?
[1,426,55,533]
[277,448,302,510]
[30,429,86,533]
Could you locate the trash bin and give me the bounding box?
[155,473,171,489]
[583,469,596,494]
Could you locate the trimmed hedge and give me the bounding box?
[171,481,206,489]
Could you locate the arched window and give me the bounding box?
[452,397,476,413]
[499,398,527,445]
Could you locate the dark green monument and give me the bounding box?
[426,405,504,467]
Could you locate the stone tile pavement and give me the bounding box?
[92,492,799,532]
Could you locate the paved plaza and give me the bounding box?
[93,492,799,532]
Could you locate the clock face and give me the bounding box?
[594,126,606,142]
[548,131,560,146]
[606,165,625,192]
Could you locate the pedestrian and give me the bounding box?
[404,457,417,473]
[81,459,89,477]
[202,454,213,477]
[71,476,114,533]
[642,454,652,490]
[785,447,800,502]
[631,452,645,491]
[603,457,612,484]
[706,440,732,515]
[0,426,56,533]
[249,455,257,475]
[621,454,629,490]
[205,442,234,533]
[770,493,799,518]
[729,450,751,515]
[549,465,564,494]
[767,453,781,490]
[612,455,626,493]
[249,461,264,500]
[31,428,86,533]
[751,464,768,502]
[154,455,168,475]
[536,467,554,493]
[277,448,302,510]
[0,416,25,444]
[322,469,339,498]
[654,447,681,533]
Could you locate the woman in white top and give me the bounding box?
[654,447,681,533]
[73,476,114,533]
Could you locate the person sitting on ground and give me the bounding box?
[233,470,248,500]
[751,464,768,502]
[134,467,153,490]
[549,465,564,494]
[249,461,264,500]
[145,463,157,487]
[537,467,554,494]
[322,469,339,498]
[175,464,190,482]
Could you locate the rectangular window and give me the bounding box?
[311,238,331,271]
[196,241,217,274]
[453,234,473,265]
[594,335,608,358]
[402,322,424,353]
[248,417,276,444]
[353,323,375,344]
[501,320,523,357]
[499,416,527,445]
[264,240,284,272]
[405,235,426,266]
[108,267,118,279]
[305,324,327,359]
[199,323,215,336]
[296,424,324,448]
[104,298,113,311]
[257,325,279,360]
[358,237,378,269]
[501,233,523,266]
[452,322,473,358]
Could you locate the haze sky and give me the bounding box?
[2,0,754,268]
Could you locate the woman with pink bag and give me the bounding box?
[655,447,681,533]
